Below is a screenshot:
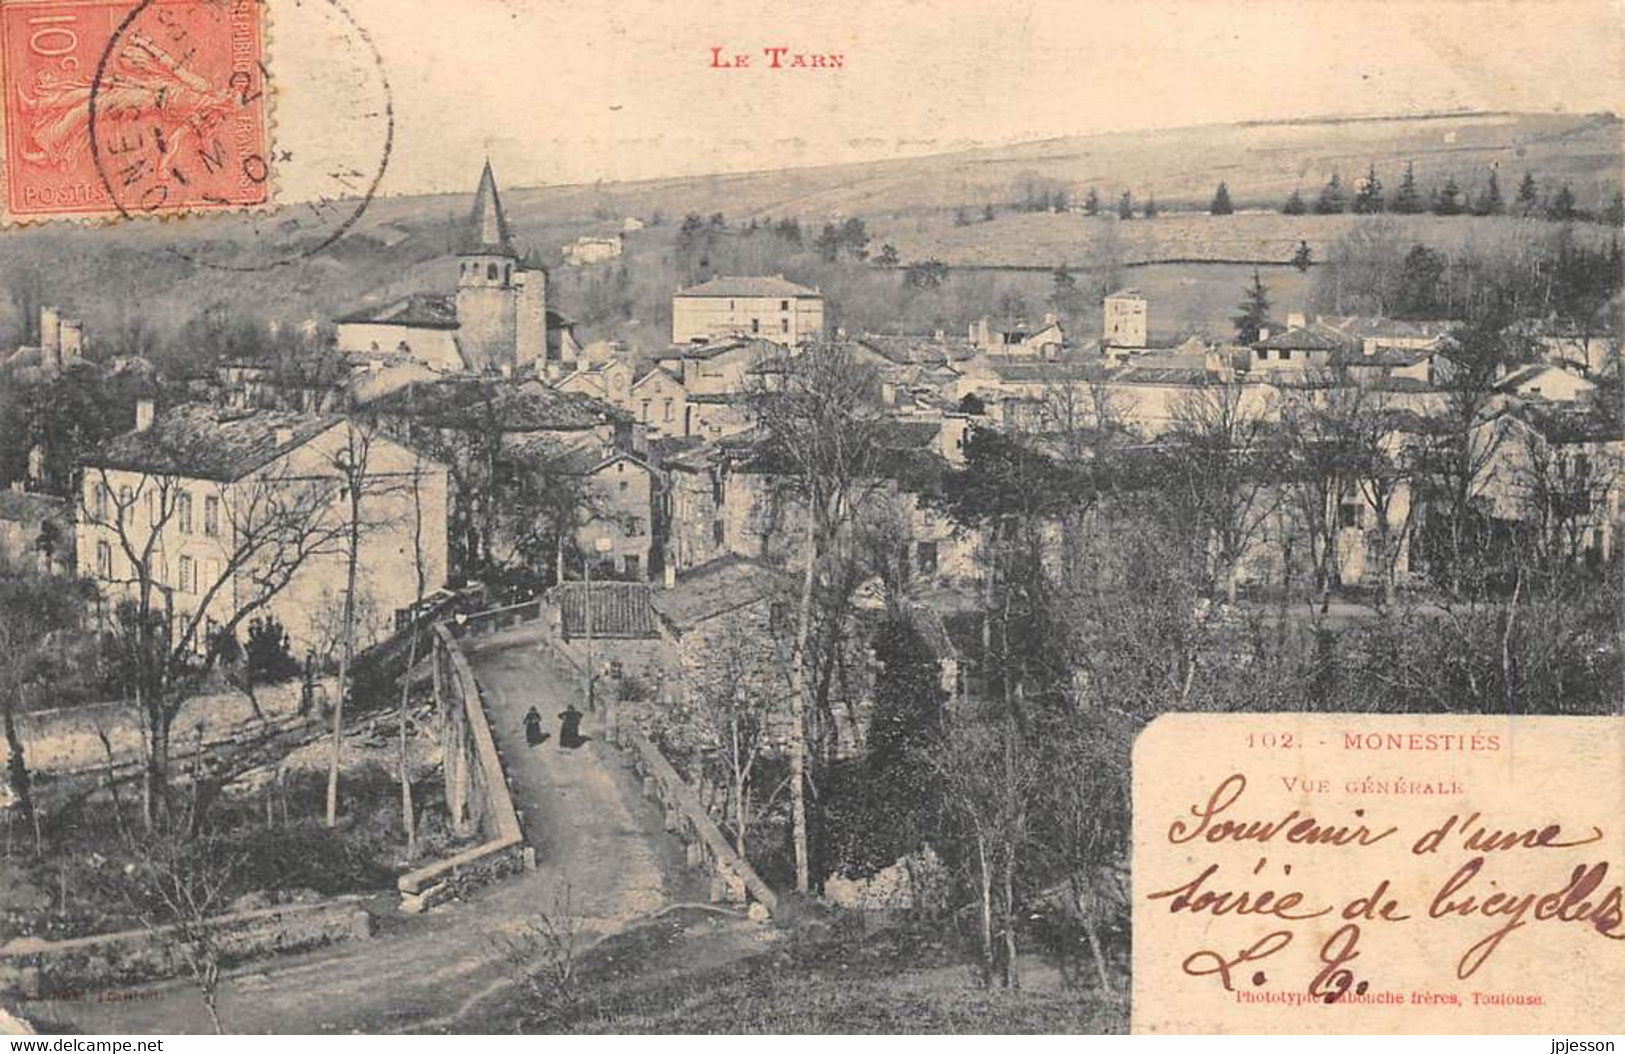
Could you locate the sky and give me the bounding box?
[271,0,1625,199]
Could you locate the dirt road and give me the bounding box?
[46,629,703,1035]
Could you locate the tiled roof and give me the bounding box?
[664,336,782,362]
[1111,366,1237,387]
[986,360,1110,384]
[857,333,979,365]
[337,293,461,330]
[1494,363,1593,392]
[650,556,791,632]
[556,581,658,639]
[1337,347,1431,368]
[632,365,681,390]
[675,275,821,299]
[875,419,944,450]
[83,406,340,482]
[1317,316,1457,341]
[1255,327,1343,352]
[366,377,630,431]
[648,436,712,470]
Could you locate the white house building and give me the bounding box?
[77,403,449,657]
[671,275,824,347]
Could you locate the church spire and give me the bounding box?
[461,159,516,257]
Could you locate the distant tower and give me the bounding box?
[456,160,521,371]
[1103,289,1148,349]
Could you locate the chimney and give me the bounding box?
[39,306,60,353]
[274,425,294,446]
[1287,311,1306,330]
[135,398,155,432]
[1043,312,1058,327]
[1258,327,1271,343]
[663,561,677,589]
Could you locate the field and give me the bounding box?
[867,210,1616,269]
[0,110,1616,358]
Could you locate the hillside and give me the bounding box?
[0,110,1617,351]
[475,109,1623,226]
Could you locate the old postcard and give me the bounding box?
[1134,714,1625,1034]
[0,0,1621,1038]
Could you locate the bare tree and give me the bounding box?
[81,455,349,828]
[747,342,888,892]
[685,634,780,860]
[927,713,1037,988]
[395,452,431,860]
[1275,374,1391,610]
[492,883,584,1028]
[1164,377,1278,603]
[323,422,409,828]
[1508,413,1623,578]
[1411,311,1532,595]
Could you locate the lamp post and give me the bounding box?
[583,535,613,711]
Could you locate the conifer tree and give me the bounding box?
[1391,161,1422,214]
[1515,171,1540,217]
[1473,169,1504,216]
[1432,176,1463,216]
[1282,188,1307,215]
[1232,269,1272,344]
[1210,181,1234,215]
[1546,183,1578,222]
[1314,172,1347,214]
[1352,164,1384,213]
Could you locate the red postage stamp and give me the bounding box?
[0,0,270,220]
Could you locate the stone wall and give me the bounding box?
[394,618,531,912]
[0,898,373,996]
[0,680,325,779]
[612,722,777,915]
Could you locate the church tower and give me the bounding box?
[456,160,521,372]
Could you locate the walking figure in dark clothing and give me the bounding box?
[557,703,586,749]
[523,706,548,747]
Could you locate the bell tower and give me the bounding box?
[456,160,520,371]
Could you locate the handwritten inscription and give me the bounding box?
[1152,769,1623,998]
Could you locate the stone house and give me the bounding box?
[1466,408,1624,564]
[655,336,785,397]
[77,404,450,657]
[671,275,825,347]
[627,367,688,440]
[564,234,624,267]
[969,314,1066,358]
[1492,363,1597,405]
[555,357,635,406]
[1249,327,1341,372]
